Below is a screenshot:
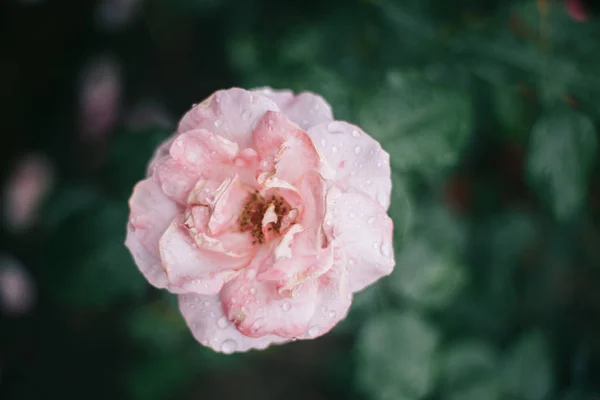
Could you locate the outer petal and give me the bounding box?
[178,292,288,354]
[220,267,319,339]
[146,135,176,176]
[327,190,395,292]
[253,88,333,131]
[297,248,352,340]
[307,121,392,210]
[159,218,253,295]
[177,88,280,148]
[125,179,179,289]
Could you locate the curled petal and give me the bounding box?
[220,262,318,338]
[307,121,392,210]
[170,129,239,169]
[178,293,288,354]
[328,191,395,292]
[125,179,179,289]
[252,111,322,184]
[208,174,250,235]
[159,218,253,295]
[178,88,280,148]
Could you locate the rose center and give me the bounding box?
[238,191,295,245]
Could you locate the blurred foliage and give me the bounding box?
[2,0,600,399]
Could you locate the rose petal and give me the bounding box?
[297,250,351,339]
[254,88,333,131]
[220,262,319,338]
[146,135,176,176]
[179,292,288,354]
[153,158,199,204]
[170,129,239,168]
[307,121,392,210]
[208,174,250,235]
[178,88,280,148]
[327,190,395,292]
[159,218,253,295]
[125,179,179,289]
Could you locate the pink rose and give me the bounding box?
[125,88,394,353]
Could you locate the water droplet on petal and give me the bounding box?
[348,211,356,219]
[231,297,238,304]
[348,258,356,265]
[308,326,320,337]
[203,301,210,307]
[321,305,328,313]
[376,162,382,168]
[332,146,339,154]
[242,110,251,120]
[249,287,256,295]
[320,138,326,147]
[217,316,228,329]
[221,340,237,354]
[328,311,336,318]
[214,119,222,127]
[368,216,376,224]
[354,146,362,155]
[282,301,291,312]
[381,242,392,257]
[373,241,379,249]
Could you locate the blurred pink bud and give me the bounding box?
[79,56,121,140]
[127,100,174,130]
[566,0,590,21]
[3,154,54,232]
[125,88,395,353]
[95,0,145,30]
[0,255,36,316]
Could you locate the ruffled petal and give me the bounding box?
[152,157,200,204]
[170,129,239,169]
[178,292,288,354]
[159,217,253,295]
[125,179,179,289]
[177,88,280,148]
[307,121,392,210]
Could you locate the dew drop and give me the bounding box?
[332,146,339,154]
[373,241,379,249]
[221,340,237,354]
[308,326,320,337]
[203,301,210,307]
[217,317,228,329]
[352,130,360,137]
[354,146,362,155]
[381,243,392,257]
[175,138,184,147]
[214,119,223,127]
[231,297,238,304]
[348,211,356,219]
[368,216,376,224]
[249,287,257,295]
[321,305,328,313]
[242,110,251,120]
[282,301,292,312]
[320,138,327,147]
[348,258,356,265]
[328,311,337,318]
[376,162,382,168]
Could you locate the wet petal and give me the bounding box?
[170,129,239,169]
[125,179,179,289]
[328,191,395,292]
[179,292,288,353]
[178,88,280,148]
[307,121,392,210]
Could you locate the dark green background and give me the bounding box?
[2,0,600,399]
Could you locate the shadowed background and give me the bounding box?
[2,0,600,399]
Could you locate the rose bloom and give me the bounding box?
[125,88,394,353]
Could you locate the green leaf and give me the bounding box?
[387,237,467,309]
[438,340,498,390]
[359,73,472,171]
[42,184,101,230]
[356,311,440,400]
[501,330,554,400]
[526,109,597,220]
[45,201,147,309]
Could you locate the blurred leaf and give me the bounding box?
[501,330,554,400]
[526,109,597,220]
[389,172,413,240]
[43,184,101,230]
[387,237,467,309]
[356,311,439,400]
[360,73,472,171]
[438,340,498,389]
[108,127,171,198]
[45,201,146,309]
[127,353,192,400]
[126,299,188,354]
